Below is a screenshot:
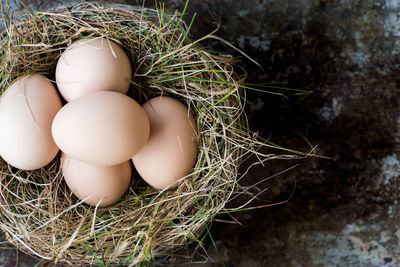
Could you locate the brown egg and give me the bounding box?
[132,96,198,190]
[56,37,132,101]
[61,153,131,207]
[0,73,62,170]
[52,91,150,166]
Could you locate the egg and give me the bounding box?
[56,37,132,101]
[132,96,198,190]
[52,91,150,166]
[61,153,131,207]
[0,73,62,170]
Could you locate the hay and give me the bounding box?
[0,2,291,265]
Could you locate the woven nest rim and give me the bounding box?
[0,2,275,266]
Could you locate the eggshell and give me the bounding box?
[56,37,132,101]
[52,91,150,166]
[132,96,198,190]
[0,73,62,170]
[61,153,131,207]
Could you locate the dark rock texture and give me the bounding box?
[1,0,399,266]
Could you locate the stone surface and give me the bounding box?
[1,0,399,266]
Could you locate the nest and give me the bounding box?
[0,2,277,265]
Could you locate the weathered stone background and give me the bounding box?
[1,0,399,266]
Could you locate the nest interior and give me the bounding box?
[0,2,271,266]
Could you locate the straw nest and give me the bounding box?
[0,2,282,265]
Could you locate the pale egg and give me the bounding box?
[52,91,150,166]
[0,73,62,170]
[132,96,198,190]
[56,37,132,101]
[61,153,131,207]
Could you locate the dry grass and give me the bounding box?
[0,2,297,265]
